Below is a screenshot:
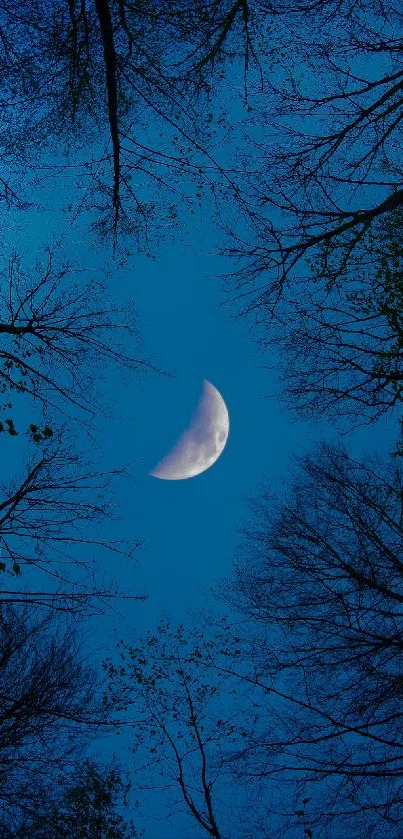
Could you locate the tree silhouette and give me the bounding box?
[0,246,151,419]
[223,442,403,836]
[104,619,265,839]
[0,241,149,614]
[259,207,403,427]
[0,432,144,614]
[0,0,267,245]
[223,3,403,334]
[0,604,106,833]
[15,758,137,839]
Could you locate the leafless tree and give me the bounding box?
[0,245,151,419]
[0,0,268,245]
[222,2,403,336]
[0,244,149,615]
[257,206,403,427]
[0,432,145,614]
[104,618,266,839]
[0,603,105,833]
[221,441,403,836]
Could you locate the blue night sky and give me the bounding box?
[4,193,333,633]
[2,63,400,839]
[3,182,399,839]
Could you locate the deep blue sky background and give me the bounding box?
[2,110,401,837]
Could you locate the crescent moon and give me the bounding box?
[150,380,229,480]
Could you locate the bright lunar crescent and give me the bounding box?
[150,380,229,480]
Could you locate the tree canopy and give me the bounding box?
[3,0,403,836]
[15,759,137,839]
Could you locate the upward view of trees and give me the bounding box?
[0,0,269,244]
[223,0,403,427]
[2,0,403,836]
[0,241,149,614]
[228,442,403,835]
[227,1,403,291]
[0,247,149,415]
[267,207,403,426]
